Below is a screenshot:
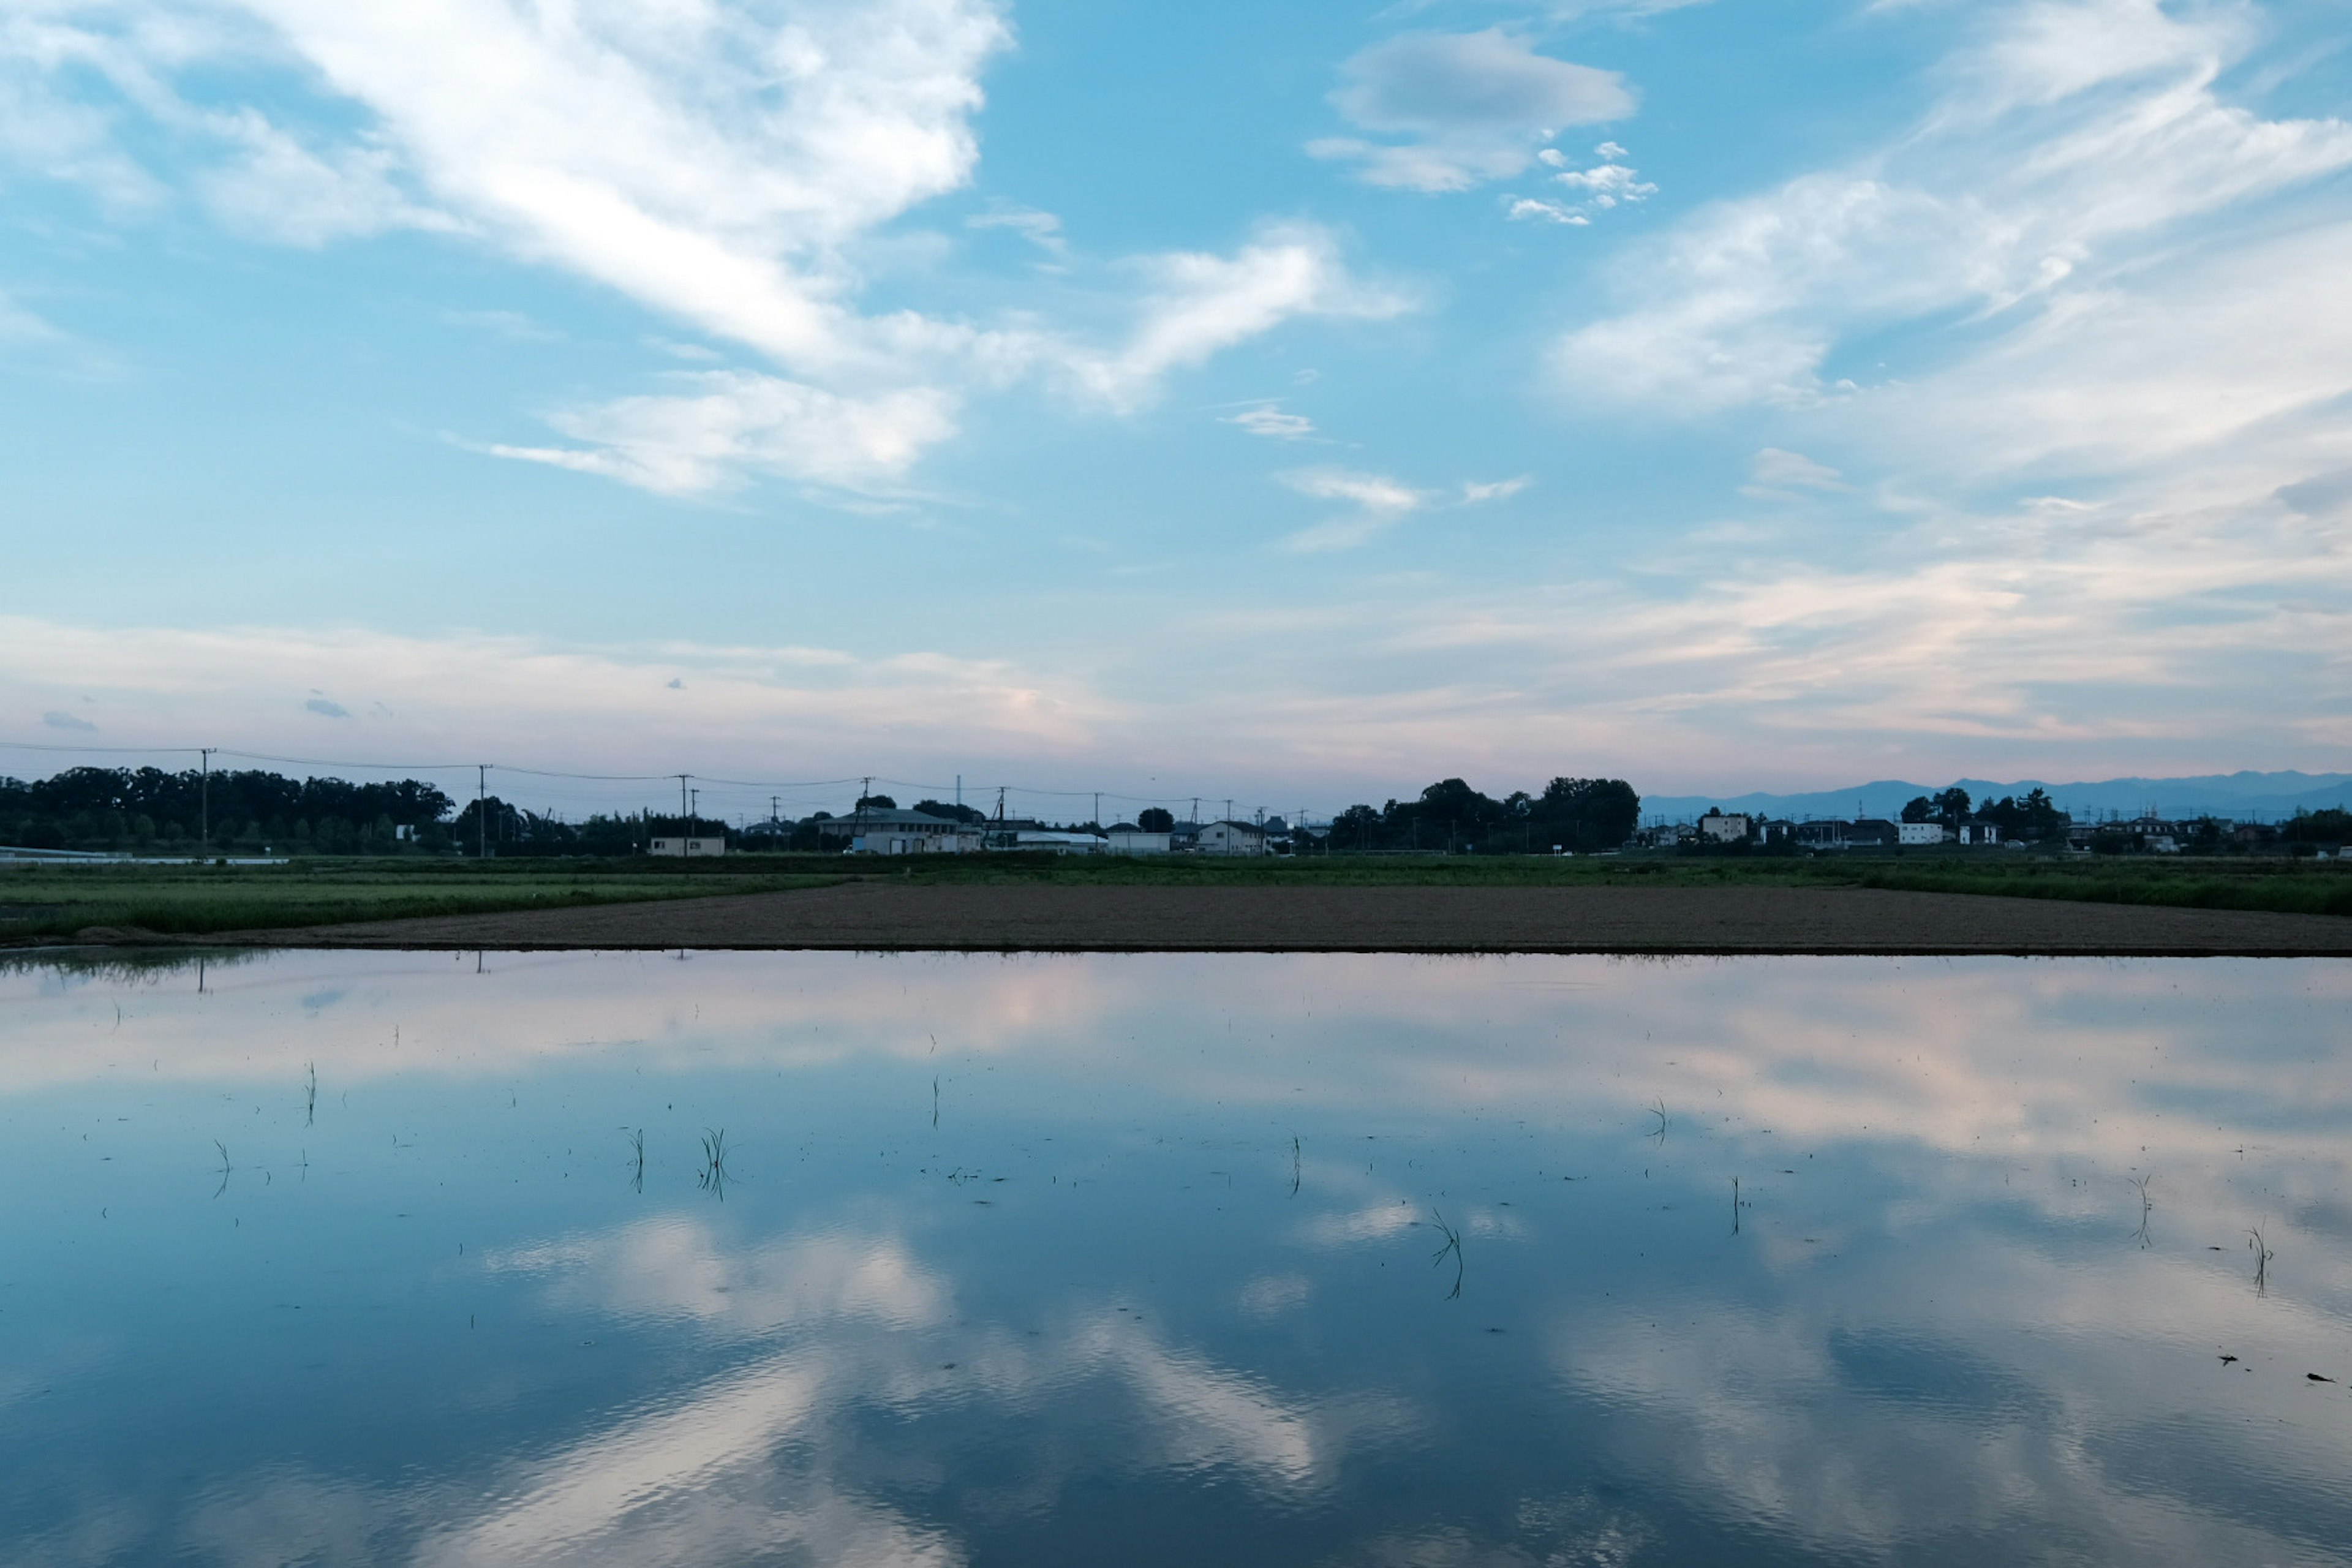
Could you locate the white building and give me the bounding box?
[1011,831,1108,854]
[1898,823,1947,846]
[1700,813,1752,843]
[1104,827,1172,854]
[649,835,726,857]
[1194,820,1268,856]
[832,810,973,854]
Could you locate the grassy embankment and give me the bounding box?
[0,858,842,943]
[6,849,2349,943]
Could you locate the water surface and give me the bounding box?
[2,950,2348,1566]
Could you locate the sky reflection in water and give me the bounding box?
[2,950,2348,1567]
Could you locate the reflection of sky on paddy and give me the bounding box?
[1,951,2348,1566]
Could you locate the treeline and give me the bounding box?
[3,766,458,854]
[1900,786,2068,839]
[1324,777,1640,855]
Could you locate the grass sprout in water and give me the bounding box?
[2250,1226,2275,1295]
[628,1128,645,1194]
[699,1128,731,1199]
[2128,1174,2155,1248]
[1646,1099,1670,1145]
[1430,1209,1464,1300]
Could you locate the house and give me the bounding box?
[1699,812,1752,844]
[1844,819,1899,848]
[649,835,726,857]
[1104,825,1172,854]
[1193,820,1268,856]
[1955,821,2002,846]
[1897,822,1947,846]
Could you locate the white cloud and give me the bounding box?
[1514,140,1656,224]
[194,109,453,246]
[1310,29,1636,192]
[0,613,1115,775]
[1553,0,2352,413]
[489,371,959,497]
[1224,405,1316,440]
[41,708,96,731]
[966,202,1066,254]
[1275,466,1525,551]
[1070,225,1413,412]
[303,696,349,718]
[1277,466,1432,552]
[1283,467,1429,513]
[0,3,1406,493]
[1743,448,1850,498]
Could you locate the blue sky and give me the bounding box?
[4,0,2350,818]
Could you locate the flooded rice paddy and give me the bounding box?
[2,949,2349,1567]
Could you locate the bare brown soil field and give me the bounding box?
[208,881,2352,956]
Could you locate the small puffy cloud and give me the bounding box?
[304,697,350,718]
[41,709,96,731]
[1743,448,1851,497]
[1512,142,1657,224]
[491,371,959,497]
[1461,477,1532,503]
[1224,405,1316,440]
[1311,30,1636,192]
[666,677,685,690]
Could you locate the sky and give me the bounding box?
[2,0,2350,821]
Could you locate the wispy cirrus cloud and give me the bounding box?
[1277,466,1528,552]
[1553,0,2352,416]
[0,2,1412,496]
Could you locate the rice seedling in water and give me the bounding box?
[212,1139,232,1199]
[2128,1174,2154,1248]
[2250,1226,2274,1295]
[304,1061,317,1128]
[1646,1100,1670,1145]
[1430,1209,1464,1300]
[628,1128,645,1194]
[699,1127,731,1199]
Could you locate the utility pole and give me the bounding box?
[771,795,780,829]
[676,775,690,840]
[956,774,962,811]
[858,776,872,842]
[198,748,215,849]
[478,764,489,859]
[1093,792,1101,829]
[689,788,699,835]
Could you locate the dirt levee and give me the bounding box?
[222,881,2352,956]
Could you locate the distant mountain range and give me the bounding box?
[1642,771,2352,823]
